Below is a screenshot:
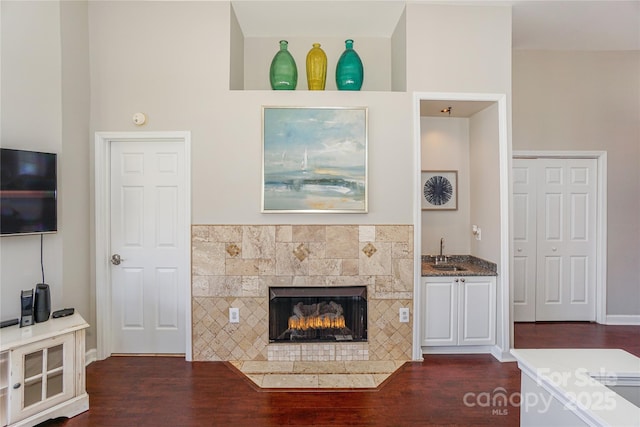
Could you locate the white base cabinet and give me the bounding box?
[0,313,89,427]
[421,276,496,347]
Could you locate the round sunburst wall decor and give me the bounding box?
[420,171,457,210]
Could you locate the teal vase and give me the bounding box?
[335,39,363,91]
[269,40,298,90]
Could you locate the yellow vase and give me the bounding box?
[306,43,327,90]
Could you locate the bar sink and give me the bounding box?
[432,264,467,272]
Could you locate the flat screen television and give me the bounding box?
[1,148,57,236]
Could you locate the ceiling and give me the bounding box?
[419,100,495,118]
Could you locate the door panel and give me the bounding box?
[512,160,537,321]
[536,159,596,321]
[513,158,597,322]
[110,141,186,353]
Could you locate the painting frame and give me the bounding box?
[261,106,368,213]
[421,170,458,210]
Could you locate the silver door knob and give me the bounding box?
[111,254,122,265]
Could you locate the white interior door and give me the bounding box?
[513,158,597,322]
[512,159,537,321]
[109,140,187,353]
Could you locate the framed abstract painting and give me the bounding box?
[262,106,368,213]
[421,170,458,210]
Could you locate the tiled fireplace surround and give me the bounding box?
[191,225,413,365]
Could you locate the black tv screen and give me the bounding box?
[1,148,57,236]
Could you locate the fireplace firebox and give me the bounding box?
[269,286,367,342]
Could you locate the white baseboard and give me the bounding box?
[606,315,640,325]
[86,348,98,365]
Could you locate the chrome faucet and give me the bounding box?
[435,238,448,264]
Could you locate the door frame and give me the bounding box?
[512,150,607,324]
[413,92,511,361]
[94,131,192,361]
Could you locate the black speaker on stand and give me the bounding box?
[34,283,51,323]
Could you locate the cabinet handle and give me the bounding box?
[13,383,21,389]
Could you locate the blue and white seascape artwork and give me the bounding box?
[262,107,367,212]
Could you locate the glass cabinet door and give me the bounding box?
[9,333,74,424]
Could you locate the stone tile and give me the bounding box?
[392,241,413,259]
[392,259,414,291]
[257,258,276,275]
[376,225,412,243]
[276,243,308,276]
[292,225,326,242]
[192,240,225,275]
[326,225,359,258]
[242,225,276,259]
[309,258,341,276]
[245,374,264,387]
[344,360,397,373]
[261,374,319,388]
[293,362,347,374]
[209,225,243,243]
[241,361,294,374]
[359,225,375,242]
[342,258,359,276]
[372,373,392,386]
[275,225,292,242]
[226,258,259,276]
[208,276,242,297]
[308,241,326,259]
[241,276,262,297]
[192,275,210,297]
[359,242,392,275]
[317,374,376,388]
[191,225,209,242]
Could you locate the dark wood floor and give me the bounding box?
[42,322,639,427]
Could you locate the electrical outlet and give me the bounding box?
[399,307,410,323]
[229,307,239,323]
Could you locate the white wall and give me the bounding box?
[60,0,92,343]
[420,117,471,256]
[513,50,640,316]
[88,1,415,226]
[1,1,64,321]
[1,1,514,347]
[469,103,500,264]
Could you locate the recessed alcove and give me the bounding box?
[230,1,407,91]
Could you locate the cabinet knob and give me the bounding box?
[454,279,459,283]
[517,248,522,252]
[13,383,21,389]
[552,247,557,252]
[460,278,465,283]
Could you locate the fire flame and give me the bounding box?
[288,315,345,331]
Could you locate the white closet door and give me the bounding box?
[512,159,537,322]
[512,158,597,322]
[536,158,597,321]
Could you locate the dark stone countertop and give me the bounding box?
[421,255,497,277]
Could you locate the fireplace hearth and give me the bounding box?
[269,286,367,343]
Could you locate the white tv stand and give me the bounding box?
[0,313,89,427]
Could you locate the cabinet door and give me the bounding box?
[421,278,457,346]
[1,351,8,426]
[458,277,496,346]
[9,333,75,424]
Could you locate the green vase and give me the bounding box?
[269,40,298,90]
[335,39,363,91]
